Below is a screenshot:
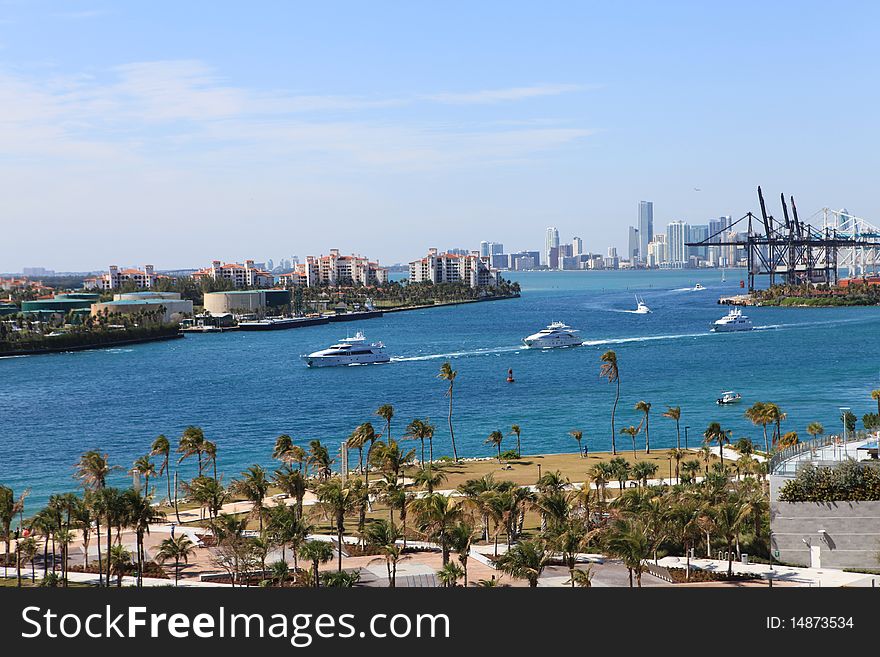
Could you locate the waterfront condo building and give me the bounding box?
[192,260,275,287]
[276,250,387,287]
[409,249,498,288]
[83,265,161,290]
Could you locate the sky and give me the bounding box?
[1,1,879,271]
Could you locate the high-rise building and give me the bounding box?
[646,234,667,268]
[572,236,583,256]
[490,242,504,255]
[545,227,560,268]
[687,225,709,261]
[666,220,688,265]
[708,216,732,242]
[638,201,654,262]
[479,241,490,257]
[607,246,618,258]
[628,226,640,263]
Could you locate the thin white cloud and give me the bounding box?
[423,83,585,105]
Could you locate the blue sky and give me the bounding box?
[1,1,878,271]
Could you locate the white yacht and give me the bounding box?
[711,307,753,332]
[303,332,390,367]
[522,322,583,349]
[633,295,651,314]
[716,390,742,405]
[693,283,706,291]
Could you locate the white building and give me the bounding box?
[409,249,498,288]
[83,265,160,290]
[277,250,387,287]
[666,220,689,266]
[572,236,584,256]
[192,260,275,288]
[544,227,560,268]
[647,234,668,268]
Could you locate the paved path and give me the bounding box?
[656,556,876,587]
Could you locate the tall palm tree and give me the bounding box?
[599,351,620,454]
[314,478,356,572]
[510,424,523,458]
[126,490,165,587]
[363,519,404,587]
[203,440,218,481]
[764,403,786,446]
[662,406,682,450]
[668,447,686,484]
[376,404,394,443]
[109,544,133,587]
[355,423,379,492]
[273,465,307,519]
[74,451,114,586]
[0,485,14,578]
[485,430,504,461]
[232,465,269,531]
[447,520,476,587]
[494,538,549,587]
[150,434,174,512]
[713,498,751,576]
[635,401,652,453]
[703,422,731,468]
[346,427,367,474]
[437,362,460,462]
[569,429,584,457]
[745,402,772,454]
[156,535,195,586]
[178,426,206,476]
[604,517,651,587]
[298,540,335,588]
[620,425,640,457]
[872,389,880,415]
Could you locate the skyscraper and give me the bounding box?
[480,241,490,257]
[490,242,504,255]
[687,224,709,261]
[666,220,688,265]
[572,236,583,256]
[628,226,640,263]
[638,201,654,263]
[545,227,560,268]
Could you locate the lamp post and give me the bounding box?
[684,426,690,450]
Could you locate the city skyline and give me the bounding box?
[2,2,879,271]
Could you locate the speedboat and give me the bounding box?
[716,391,742,405]
[711,307,753,332]
[633,295,651,314]
[522,322,583,348]
[693,283,706,291]
[303,332,390,367]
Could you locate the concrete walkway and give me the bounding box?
[656,555,877,587]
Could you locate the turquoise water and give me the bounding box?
[4,269,880,510]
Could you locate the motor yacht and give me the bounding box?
[303,332,390,367]
[716,390,742,405]
[633,295,651,314]
[711,307,754,332]
[522,322,583,348]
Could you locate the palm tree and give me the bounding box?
[363,519,404,587]
[569,429,584,457]
[404,418,435,467]
[273,465,307,519]
[273,434,294,463]
[778,431,799,448]
[620,425,640,457]
[436,562,465,587]
[447,520,476,587]
[74,451,114,586]
[588,463,613,502]
[668,447,685,484]
[412,467,447,494]
[681,459,701,484]
[872,389,880,415]
[609,457,631,493]
[203,441,218,481]
[485,430,504,461]
[806,422,824,440]
[315,478,356,572]
[232,465,270,531]
[308,440,333,481]
[126,491,164,586]
[438,362,460,462]
[156,535,195,586]
[510,424,523,458]
[409,493,463,565]
[631,461,658,487]
[745,402,772,454]
[376,404,394,443]
[150,434,175,516]
[355,423,379,491]
[635,401,652,453]
[599,350,621,454]
[178,426,206,476]
[130,455,156,497]
[494,539,549,587]
[662,406,682,450]
[765,403,786,446]
[298,540,335,588]
[703,422,731,468]
[109,544,133,587]
[713,498,750,576]
[0,485,14,578]
[604,517,651,587]
[546,517,591,587]
[346,427,367,474]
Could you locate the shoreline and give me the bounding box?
[0,331,184,357]
[380,292,520,314]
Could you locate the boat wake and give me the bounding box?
[391,345,523,362]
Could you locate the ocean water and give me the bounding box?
[4,269,880,510]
